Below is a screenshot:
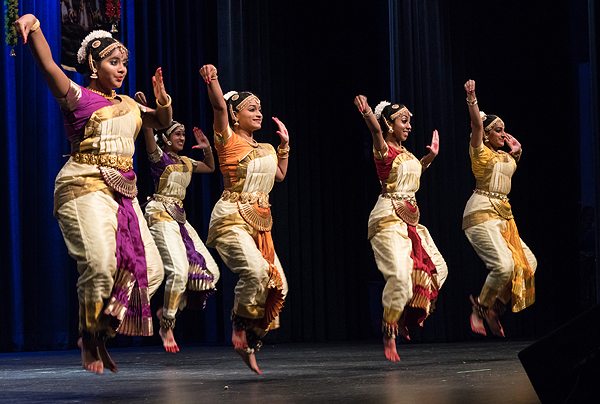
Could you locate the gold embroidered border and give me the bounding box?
[73,152,133,172]
[222,190,270,208]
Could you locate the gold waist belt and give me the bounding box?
[73,152,133,172]
[221,190,270,209]
[153,193,183,208]
[474,188,509,203]
[382,192,417,206]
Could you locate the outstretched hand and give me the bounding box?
[134,91,147,106]
[14,14,38,45]
[354,95,369,113]
[272,117,289,143]
[152,67,168,103]
[191,127,210,149]
[426,130,440,155]
[505,133,521,154]
[199,64,218,84]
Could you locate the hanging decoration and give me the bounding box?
[60,1,121,71]
[4,0,19,56]
[105,0,120,33]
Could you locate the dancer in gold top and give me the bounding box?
[463,79,537,337]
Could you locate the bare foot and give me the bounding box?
[383,336,401,362]
[485,310,505,337]
[232,330,248,350]
[398,325,411,341]
[96,339,118,373]
[470,313,487,336]
[159,327,179,353]
[235,348,262,374]
[157,308,179,353]
[78,337,104,374]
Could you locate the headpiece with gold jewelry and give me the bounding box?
[480,111,503,133]
[155,120,185,149]
[374,101,412,133]
[75,30,128,77]
[224,91,261,126]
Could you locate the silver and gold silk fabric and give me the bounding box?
[145,148,220,319]
[54,80,163,333]
[463,143,536,311]
[208,126,288,324]
[368,143,448,324]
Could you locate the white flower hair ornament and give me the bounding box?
[479,111,488,121]
[77,30,113,64]
[374,101,391,120]
[223,91,238,101]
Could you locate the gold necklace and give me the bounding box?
[86,87,117,100]
[242,136,259,148]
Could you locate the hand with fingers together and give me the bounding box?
[192,127,210,149]
[427,130,440,156]
[504,133,521,154]
[272,117,289,144]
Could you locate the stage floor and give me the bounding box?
[0,340,540,404]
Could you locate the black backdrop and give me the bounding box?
[0,0,595,352]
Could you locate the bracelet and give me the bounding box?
[30,19,40,33]
[156,94,172,108]
[203,146,213,156]
[277,145,290,158]
[210,66,218,80]
[466,98,478,106]
[362,108,373,118]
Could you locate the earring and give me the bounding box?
[88,54,98,79]
[384,117,393,133]
[234,119,240,126]
[162,134,172,146]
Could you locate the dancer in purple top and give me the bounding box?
[135,92,220,354]
[14,14,172,374]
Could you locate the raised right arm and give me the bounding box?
[199,65,228,134]
[354,95,386,151]
[15,14,70,98]
[465,79,483,148]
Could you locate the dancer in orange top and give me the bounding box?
[200,64,289,374]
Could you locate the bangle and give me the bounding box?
[277,145,290,158]
[362,108,373,118]
[203,147,213,156]
[210,66,218,80]
[466,98,478,106]
[156,94,172,108]
[30,19,40,33]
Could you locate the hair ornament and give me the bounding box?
[374,101,391,120]
[223,91,238,101]
[77,30,113,64]
[479,111,487,121]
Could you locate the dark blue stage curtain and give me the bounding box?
[0,0,583,352]
[1,1,74,352]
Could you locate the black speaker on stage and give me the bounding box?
[518,304,600,404]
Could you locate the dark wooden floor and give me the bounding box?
[0,340,540,404]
